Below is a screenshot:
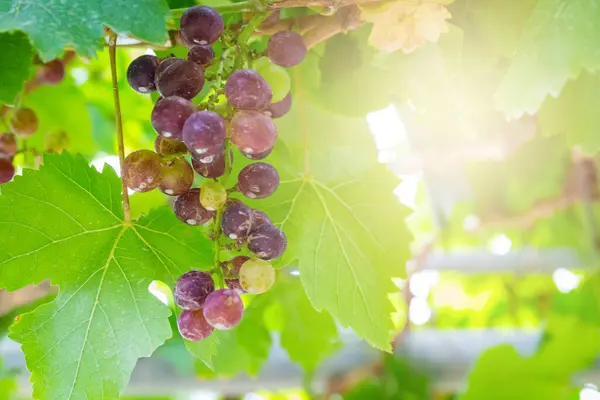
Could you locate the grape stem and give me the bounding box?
[234,13,269,70]
[108,32,132,223]
[211,140,233,289]
[171,2,252,17]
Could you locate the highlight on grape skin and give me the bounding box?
[173,188,215,226]
[174,270,215,310]
[239,258,275,294]
[230,110,278,157]
[202,288,245,330]
[123,149,164,192]
[238,162,280,199]
[159,158,194,196]
[178,309,215,341]
[221,199,255,241]
[225,69,273,110]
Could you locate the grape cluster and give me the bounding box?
[124,6,306,340]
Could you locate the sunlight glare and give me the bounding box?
[489,234,512,255]
[409,297,432,325]
[552,268,581,293]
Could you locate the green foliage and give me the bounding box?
[0,31,34,104]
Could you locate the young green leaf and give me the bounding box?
[0,31,34,104]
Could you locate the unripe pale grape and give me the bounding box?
[159,158,194,196]
[200,181,227,211]
[248,224,287,260]
[10,108,38,137]
[174,270,215,310]
[202,289,244,330]
[0,159,15,184]
[0,133,17,159]
[44,131,69,153]
[230,110,278,157]
[225,69,273,110]
[38,59,65,85]
[268,30,307,67]
[253,57,290,103]
[156,58,205,100]
[238,162,279,199]
[127,55,159,93]
[154,136,188,156]
[265,92,292,119]
[180,6,224,45]
[183,111,226,163]
[123,150,163,192]
[178,309,214,341]
[151,96,197,141]
[239,258,275,294]
[223,256,250,294]
[221,199,254,241]
[173,188,215,225]
[188,45,215,67]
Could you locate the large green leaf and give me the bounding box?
[0,152,212,400]
[0,31,33,104]
[0,0,169,61]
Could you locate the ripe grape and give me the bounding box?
[156,58,205,100]
[174,270,215,310]
[188,45,215,67]
[38,59,65,85]
[200,181,227,211]
[239,258,275,294]
[248,224,287,260]
[182,111,226,163]
[238,162,280,199]
[180,6,224,45]
[191,150,230,178]
[123,150,163,192]
[265,92,292,119]
[10,108,38,137]
[154,136,188,155]
[245,148,273,160]
[0,159,15,184]
[202,289,244,330]
[221,199,254,240]
[230,110,278,157]
[253,57,290,103]
[225,69,272,110]
[127,54,159,93]
[159,158,194,196]
[0,133,17,158]
[268,30,307,67]
[155,57,179,79]
[178,309,214,341]
[223,256,250,294]
[173,188,215,225]
[251,209,273,230]
[151,96,197,141]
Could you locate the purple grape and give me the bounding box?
[245,148,273,160]
[202,289,244,330]
[237,162,279,199]
[127,55,159,93]
[173,188,215,225]
[268,30,307,67]
[159,158,194,196]
[265,92,292,119]
[222,256,250,294]
[188,45,215,67]
[180,6,224,45]
[182,111,226,163]
[38,59,65,85]
[0,159,14,184]
[155,57,179,79]
[123,150,163,192]
[151,96,197,141]
[225,69,273,110]
[154,136,188,156]
[156,58,205,100]
[0,133,17,159]
[231,110,278,157]
[248,224,287,260]
[251,210,273,230]
[174,270,215,310]
[178,309,214,341]
[191,149,231,178]
[10,108,38,137]
[221,199,254,241]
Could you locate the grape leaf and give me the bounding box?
[0,152,212,400]
[0,31,34,104]
[0,0,169,61]
[495,0,600,118]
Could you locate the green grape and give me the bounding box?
[239,258,275,294]
[200,180,227,211]
[253,57,291,103]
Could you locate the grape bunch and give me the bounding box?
[124,6,306,340]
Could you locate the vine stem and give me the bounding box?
[212,140,233,288]
[108,32,132,223]
[235,13,269,70]
[171,1,252,16]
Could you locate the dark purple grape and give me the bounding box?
[265,92,292,119]
[156,58,204,100]
[268,30,307,67]
[10,108,38,137]
[231,110,278,157]
[154,136,188,155]
[123,150,163,192]
[182,111,226,163]
[155,57,179,79]
[251,210,273,230]
[178,309,214,341]
[222,256,250,294]
[248,224,287,260]
[225,69,273,110]
[151,96,197,141]
[127,55,159,93]
[202,289,244,330]
[221,199,254,241]
[159,158,194,196]
[173,188,215,225]
[191,149,232,178]
[0,133,17,159]
[238,162,279,199]
[174,270,215,310]
[180,6,224,45]
[38,59,65,85]
[0,159,15,184]
[188,45,215,67]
